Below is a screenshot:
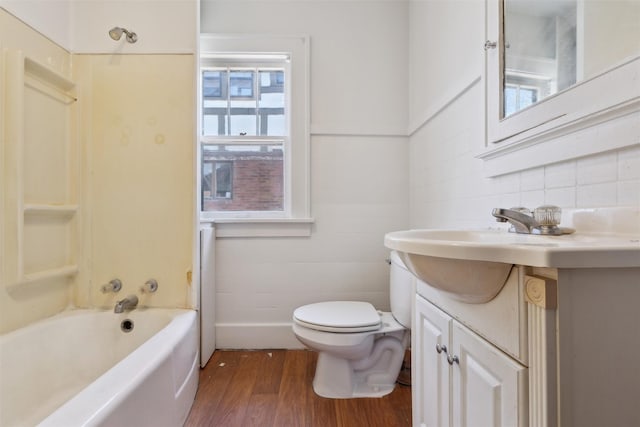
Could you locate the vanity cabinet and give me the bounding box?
[412,264,640,427]
[414,294,527,427]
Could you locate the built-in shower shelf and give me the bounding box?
[24,57,75,92]
[21,265,78,285]
[23,204,78,217]
[2,48,79,290]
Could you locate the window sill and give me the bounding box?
[202,218,315,237]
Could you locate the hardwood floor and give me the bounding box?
[184,350,412,427]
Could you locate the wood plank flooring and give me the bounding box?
[184,350,412,427]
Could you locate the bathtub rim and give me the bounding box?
[36,308,198,427]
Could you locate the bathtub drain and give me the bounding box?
[121,319,134,333]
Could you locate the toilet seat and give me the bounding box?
[293,301,381,333]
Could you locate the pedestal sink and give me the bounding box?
[384,227,640,303]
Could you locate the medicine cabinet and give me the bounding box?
[479,0,640,177]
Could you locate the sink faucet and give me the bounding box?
[491,207,538,234]
[492,205,573,235]
[114,295,139,313]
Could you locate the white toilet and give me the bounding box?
[292,251,413,398]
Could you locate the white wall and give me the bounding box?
[408,0,640,231]
[70,0,197,53]
[0,0,197,53]
[0,1,73,49]
[201,0,410,348]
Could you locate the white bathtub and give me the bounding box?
[0,308,199,427]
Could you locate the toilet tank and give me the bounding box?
[389,251,414,328]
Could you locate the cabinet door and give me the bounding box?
[414,295,451,427]
[451,321,527,427]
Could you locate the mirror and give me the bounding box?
[481,0,639,177]
[502,0,640,118]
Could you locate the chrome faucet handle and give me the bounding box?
[101,279,122,293]
[533,205,561,226]
[141,279,158,293]
[532,205,575,235]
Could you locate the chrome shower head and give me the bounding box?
[108,27,137,43]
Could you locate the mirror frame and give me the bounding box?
[479,0,640,177]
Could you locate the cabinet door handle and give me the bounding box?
[447,354,460,365]
[436,344,447,354]
[484,40,497,50]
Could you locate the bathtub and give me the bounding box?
[0,308,199,427]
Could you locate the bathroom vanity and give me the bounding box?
[385,209,640,427]
[413,264,640,427]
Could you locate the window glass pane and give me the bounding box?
[229,97,257,136]
[229,71,254,98]
[201,144,284,212]
[203,71,224,98]
[229,70,257,135]
[202,70,228,136]
[259,70,285,136]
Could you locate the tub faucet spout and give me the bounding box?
[114,295,139,313]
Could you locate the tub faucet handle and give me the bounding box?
[141,279,158,293]
[101,279,122,293]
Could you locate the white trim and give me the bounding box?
[484,57,640,148]
[311,123,409,138]
[205,218,314,238]
[479,101,640,177]
[408,74,482,137]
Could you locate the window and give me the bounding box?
[201,62,287,213]
[199,35,310,228]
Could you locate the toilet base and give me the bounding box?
[311,335,406,399]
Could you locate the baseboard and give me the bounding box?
[215,322,305,350]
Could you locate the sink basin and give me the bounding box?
[384,228,640,303]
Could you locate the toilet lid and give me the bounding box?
[293,301,381,333]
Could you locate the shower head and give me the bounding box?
[108,27,137,43]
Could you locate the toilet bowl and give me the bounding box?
[292,252,414,398]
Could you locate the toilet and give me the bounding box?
[292,251,413,398]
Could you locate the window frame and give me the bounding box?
[198,34,312,235]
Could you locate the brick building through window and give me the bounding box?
[202,146,284,211]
